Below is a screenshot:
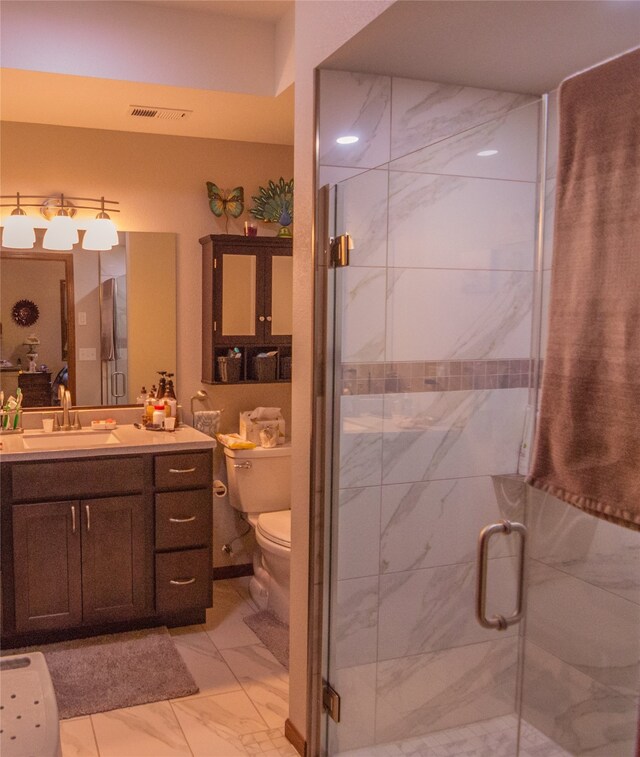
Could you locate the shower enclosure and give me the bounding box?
[316,70,640,756]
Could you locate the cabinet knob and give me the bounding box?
[258,315,265,322]
[266,316,272,322]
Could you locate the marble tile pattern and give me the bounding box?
[335,167,389,267]
[336,714,572,757]
[319,70,391,169]
[387,171,537,272]
[386,268,533,363]
[380,476,523,575]
[381,388,528,484]
[389,77,535,160]
[389,100,540,182]
[60,579,297,757]
[322,69,543,755]
[374,637,518,742]
[521,641,639,757]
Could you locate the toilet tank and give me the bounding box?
[223,443,291,514]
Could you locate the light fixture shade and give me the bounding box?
[43,213,79,250]
[2,213,36,248]
[82,216,119,250]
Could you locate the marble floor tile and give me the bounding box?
[169,624,243,698]
[59,716,99,757]
[204,593,263,650]
[225,576,260,610]
[220,644,289,729]
[90,700,191,757]
[171,689,269,756]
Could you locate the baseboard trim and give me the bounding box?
[211,563,253,581]
[285,719,307,757]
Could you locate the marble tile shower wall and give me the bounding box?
[319,70,540,752]
[523,488,640,756]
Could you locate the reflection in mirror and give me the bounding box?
[0,231,177,408]
[222,254,256,336]
[0,251,75,405]
[271,256,293,335]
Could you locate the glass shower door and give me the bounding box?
[321,97,542,754]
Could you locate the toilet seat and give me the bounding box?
[256,510,291,548]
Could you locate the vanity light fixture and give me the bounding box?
[336,135,359,145]
[1,193,120,250]
[0,193,36,249]
[477,149,499,157]
[81,197,120,250]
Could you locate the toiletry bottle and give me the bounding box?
[157,371,167,401]
[153,404,165,427]
[165,376,177,417]
[136,386,148,405]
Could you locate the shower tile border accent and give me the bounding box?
[341,358,531,395]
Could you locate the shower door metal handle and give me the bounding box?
[476,519,527,631]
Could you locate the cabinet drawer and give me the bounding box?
[154,452,211,490]
[155,549,211,614]
[12,457,144,501]
[155,490,211,550]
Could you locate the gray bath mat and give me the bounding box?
[6,626,198,719]
[243,611,289,669]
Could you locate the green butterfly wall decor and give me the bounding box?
[206,182,244,231]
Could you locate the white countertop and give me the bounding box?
[0,424,216,462]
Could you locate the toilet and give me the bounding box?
[223,443,291,623]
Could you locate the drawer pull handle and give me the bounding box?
[170,577,196,586]
[169,516,196,523]
[168,467,197,474]
[85,504,91,532]
[71,505,76,534]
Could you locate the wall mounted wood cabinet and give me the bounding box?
[201,234,292,384]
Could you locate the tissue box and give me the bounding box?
[239,411,285,445]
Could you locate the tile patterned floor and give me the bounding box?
[338,714,571,757]
[59,578,297,757]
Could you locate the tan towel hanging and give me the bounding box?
[527,48,640,532]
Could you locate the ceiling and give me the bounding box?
[143,0,292,21]
[0,0,295,145]
[323,1,640,94]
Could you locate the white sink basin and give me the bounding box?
[21,430,121,450]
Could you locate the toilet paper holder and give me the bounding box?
[213,479,227,498]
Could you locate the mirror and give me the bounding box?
[222,254,256,336]
[0,231,176,408]
[271,256,293,335]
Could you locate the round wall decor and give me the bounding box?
[11,299,39,327]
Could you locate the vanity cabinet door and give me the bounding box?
[80,495,150,624]
[12,501,82,633]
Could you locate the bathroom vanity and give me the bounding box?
[0,425,215,647]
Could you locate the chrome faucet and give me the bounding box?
[61,389,72,431]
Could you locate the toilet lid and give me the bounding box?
[257,510,291,547]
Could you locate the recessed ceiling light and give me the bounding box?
[336,135,359,145]
[477,149,499,157]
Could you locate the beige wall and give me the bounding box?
[290,0,396,741]
[1,120,293,567]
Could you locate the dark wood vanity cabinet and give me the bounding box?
[12,495,148,634]
[1,448,213,647]
[201,234,292,383]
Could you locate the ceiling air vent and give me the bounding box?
[128,105,192,121]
